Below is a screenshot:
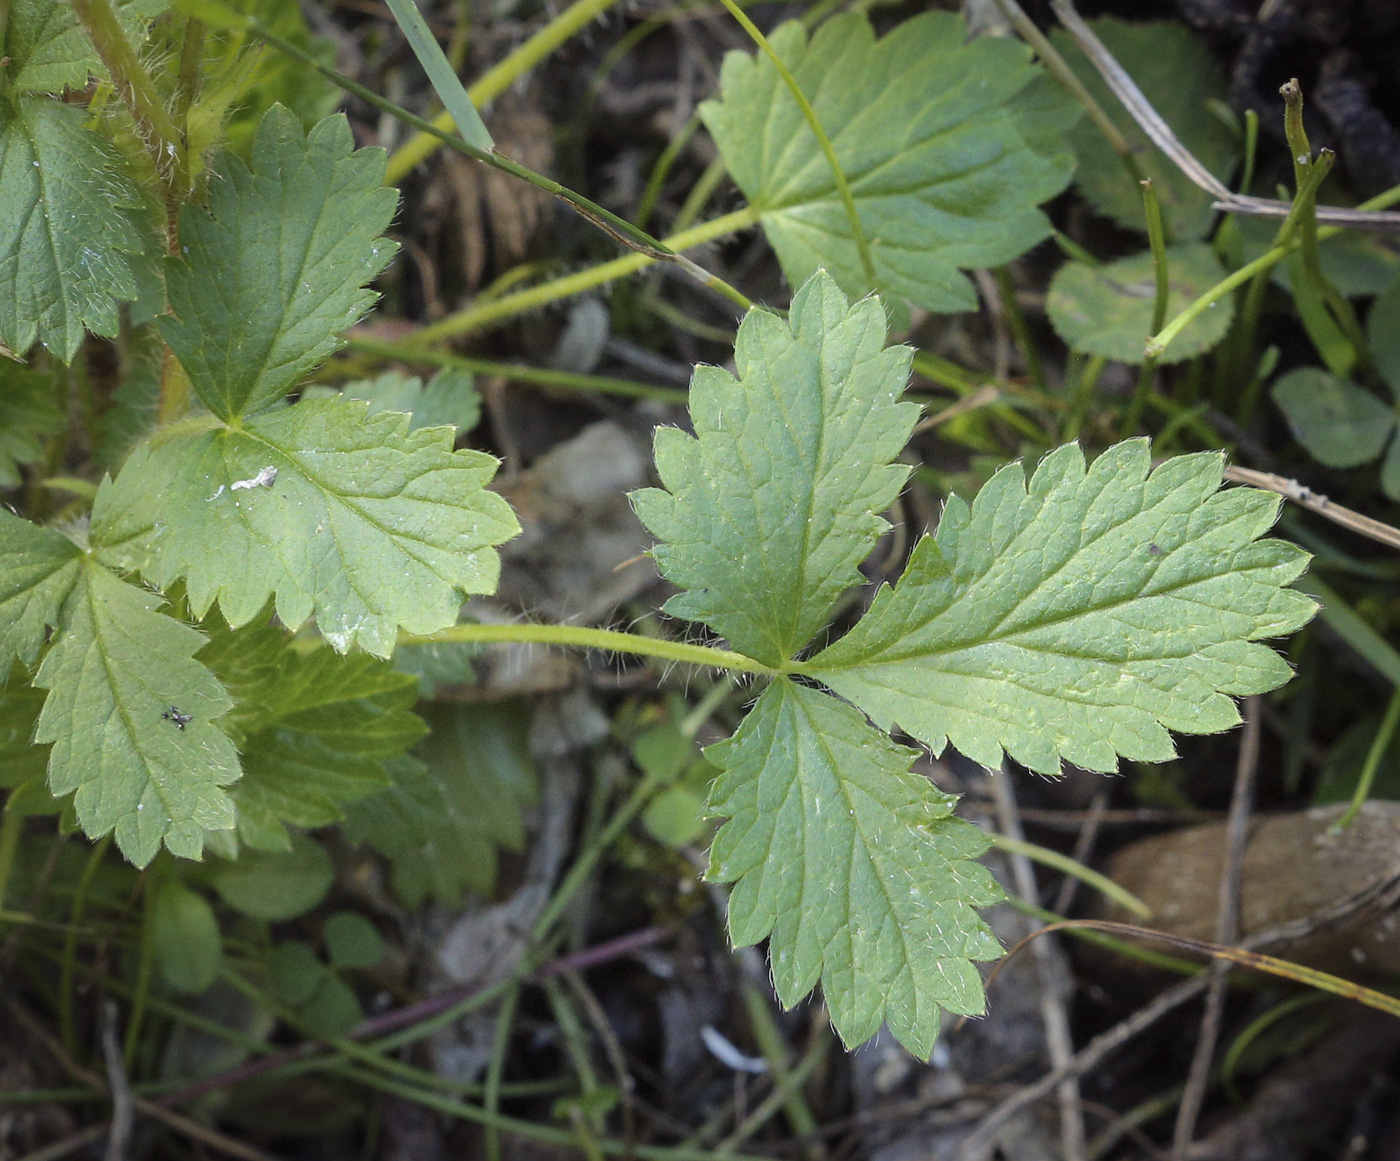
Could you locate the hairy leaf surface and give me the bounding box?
[0,97,150,361]
[92,397,519,657]
[0,509,81,682]
[706,678,1001,1057]
[807,441,1315,774]
[33,561,239,865]
[701,12,1077,313]
[201,619,426,851]
[161,107,398,420]
[3,0,167,93]
[632,272,917,665]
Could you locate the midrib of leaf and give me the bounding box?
[792,684,927,983]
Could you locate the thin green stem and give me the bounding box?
[60,834,113,1054]
[738,986,822,1149]
[71,0,185,202]
[1062,354,1105,442]
[1122,179,1169,438]
[187,0,752,312]
[385,0,625,183]
[715,0,877,291]
[992,266,1046,392]
[384,0,494,151]
[484,984,521,1161]
[672,156,730,235]
[0,808,22,912]
[123,875,156,1067]
[635,113,702,229]
[987,833,1150,918]
[1334,685,1400,831]
[342,338,689,405]
[400,621,776,678]
[414,206,760,342]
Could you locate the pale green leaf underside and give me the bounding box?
[162,107,398,421]
[92,397,520,658]
[701,11,1078,313]
[0,96,150,362]
[34,561,239,866]
[633,271,918,666]
[0,509,81,683]
[808,441,1315,775]
[706,678,1002,1058]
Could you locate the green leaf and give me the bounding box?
[343,702,537,906]
[92,397,519,657]
[0,363,63,487]
[1369,275,1400,398]
[1051,18,1237,241]
[161,107,398,420]
[0,682,48,788]
[632,272,918,666]
[0,96,152,361]
[211,830,333,920]
[314,368,482,437]
[201,621,425,851]
[806,441,1316,775]
[706,678,1001,1057]
[34,561,240,865]
[3,0,167,94]
[701,11,1077,313]
[0,509,81,683]
[152,879,222,994]
[270,941,362,1036]
[1047,243,1234,364]
[1272,367,1395,469]
[324,911,384,970]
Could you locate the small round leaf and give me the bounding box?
[152,880,222,994]
[1272,367,1395,469]
[211,831,334,921]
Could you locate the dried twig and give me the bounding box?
[1048,0,1400,232]
[1223,465,1400,552]
[989,766,1087,1161]
[99,1002,133,1161]
[1170,699,1260,1158]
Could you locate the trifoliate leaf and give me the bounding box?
[1051,18,1238,242]
[310,368,481,437]
[706,678,1001,1057]
[201,622,425,851]
[210,830,333,921]
[806,441,1316,775]
[0,363,63,487]
[343,702,537,906]
[33,560,239,865]
[151,879,222,994]
[1272,367,1394,469]
[92,396,519,656]
[161,107,398,421]
[701,12,1078,314]
[0,96,151,361]
[632,272,918,666]
[0,509,81,682]
[3,0,167,94]
[1046,243,1234,364]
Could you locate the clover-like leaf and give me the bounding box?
[1047,243,1234,364]
[0,509,82,683]
[706,678,1002,1058]
[161,107,398,420]
[701,11,1078,314]
[632,271,918,666]
[806,441,1316,775]
[1051,17,1238,242]
[33,560,239,866]
[1272,367,1395,470]
[92,396,519,657]
[200,618,426,851]
[0,97,152,361]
